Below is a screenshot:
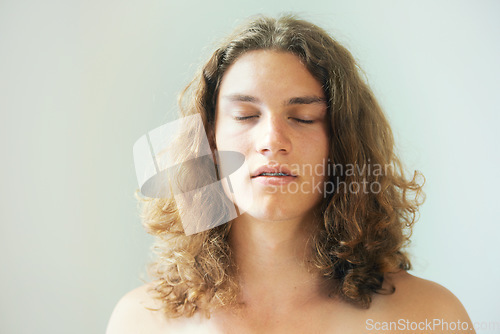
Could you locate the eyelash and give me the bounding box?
[234,116,314,124]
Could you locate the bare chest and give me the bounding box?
[160,303,371,334]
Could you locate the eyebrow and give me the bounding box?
[222,94,327,106]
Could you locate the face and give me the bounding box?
[214,50,330,223]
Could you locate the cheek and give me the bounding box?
[316,129,330,153]
[215,128,250,152]
[299,132,329,156]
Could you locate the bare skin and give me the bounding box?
[107,271,475,334]
[107,51,475,333]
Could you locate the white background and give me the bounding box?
[1,0,498,333]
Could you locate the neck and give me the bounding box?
[228,212,324,310]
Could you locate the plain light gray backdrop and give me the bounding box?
[1,0,498,333]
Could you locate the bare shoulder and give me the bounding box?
[106,282,170,334]
[367,270,475,333]
[384,271,471,316]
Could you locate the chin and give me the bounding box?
[223,178,322,223]
[237,197,308,223]
[238,209,295,223]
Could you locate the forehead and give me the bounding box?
[217,50,325,99]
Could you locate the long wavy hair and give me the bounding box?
[138,14,425,318]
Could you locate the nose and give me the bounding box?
[255,114,292,156]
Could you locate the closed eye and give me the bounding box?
[234,116,257,121]
[293,118,314,124]
[235,116,314,124]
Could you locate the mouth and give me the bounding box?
[251,165,297,179]
[251,167,297,186]
[254,172,294,177]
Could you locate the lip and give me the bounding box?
[251,164,298,186]
[252,175,297,186]
[251,164,297,178]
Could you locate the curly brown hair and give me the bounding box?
[138,14,425,318]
